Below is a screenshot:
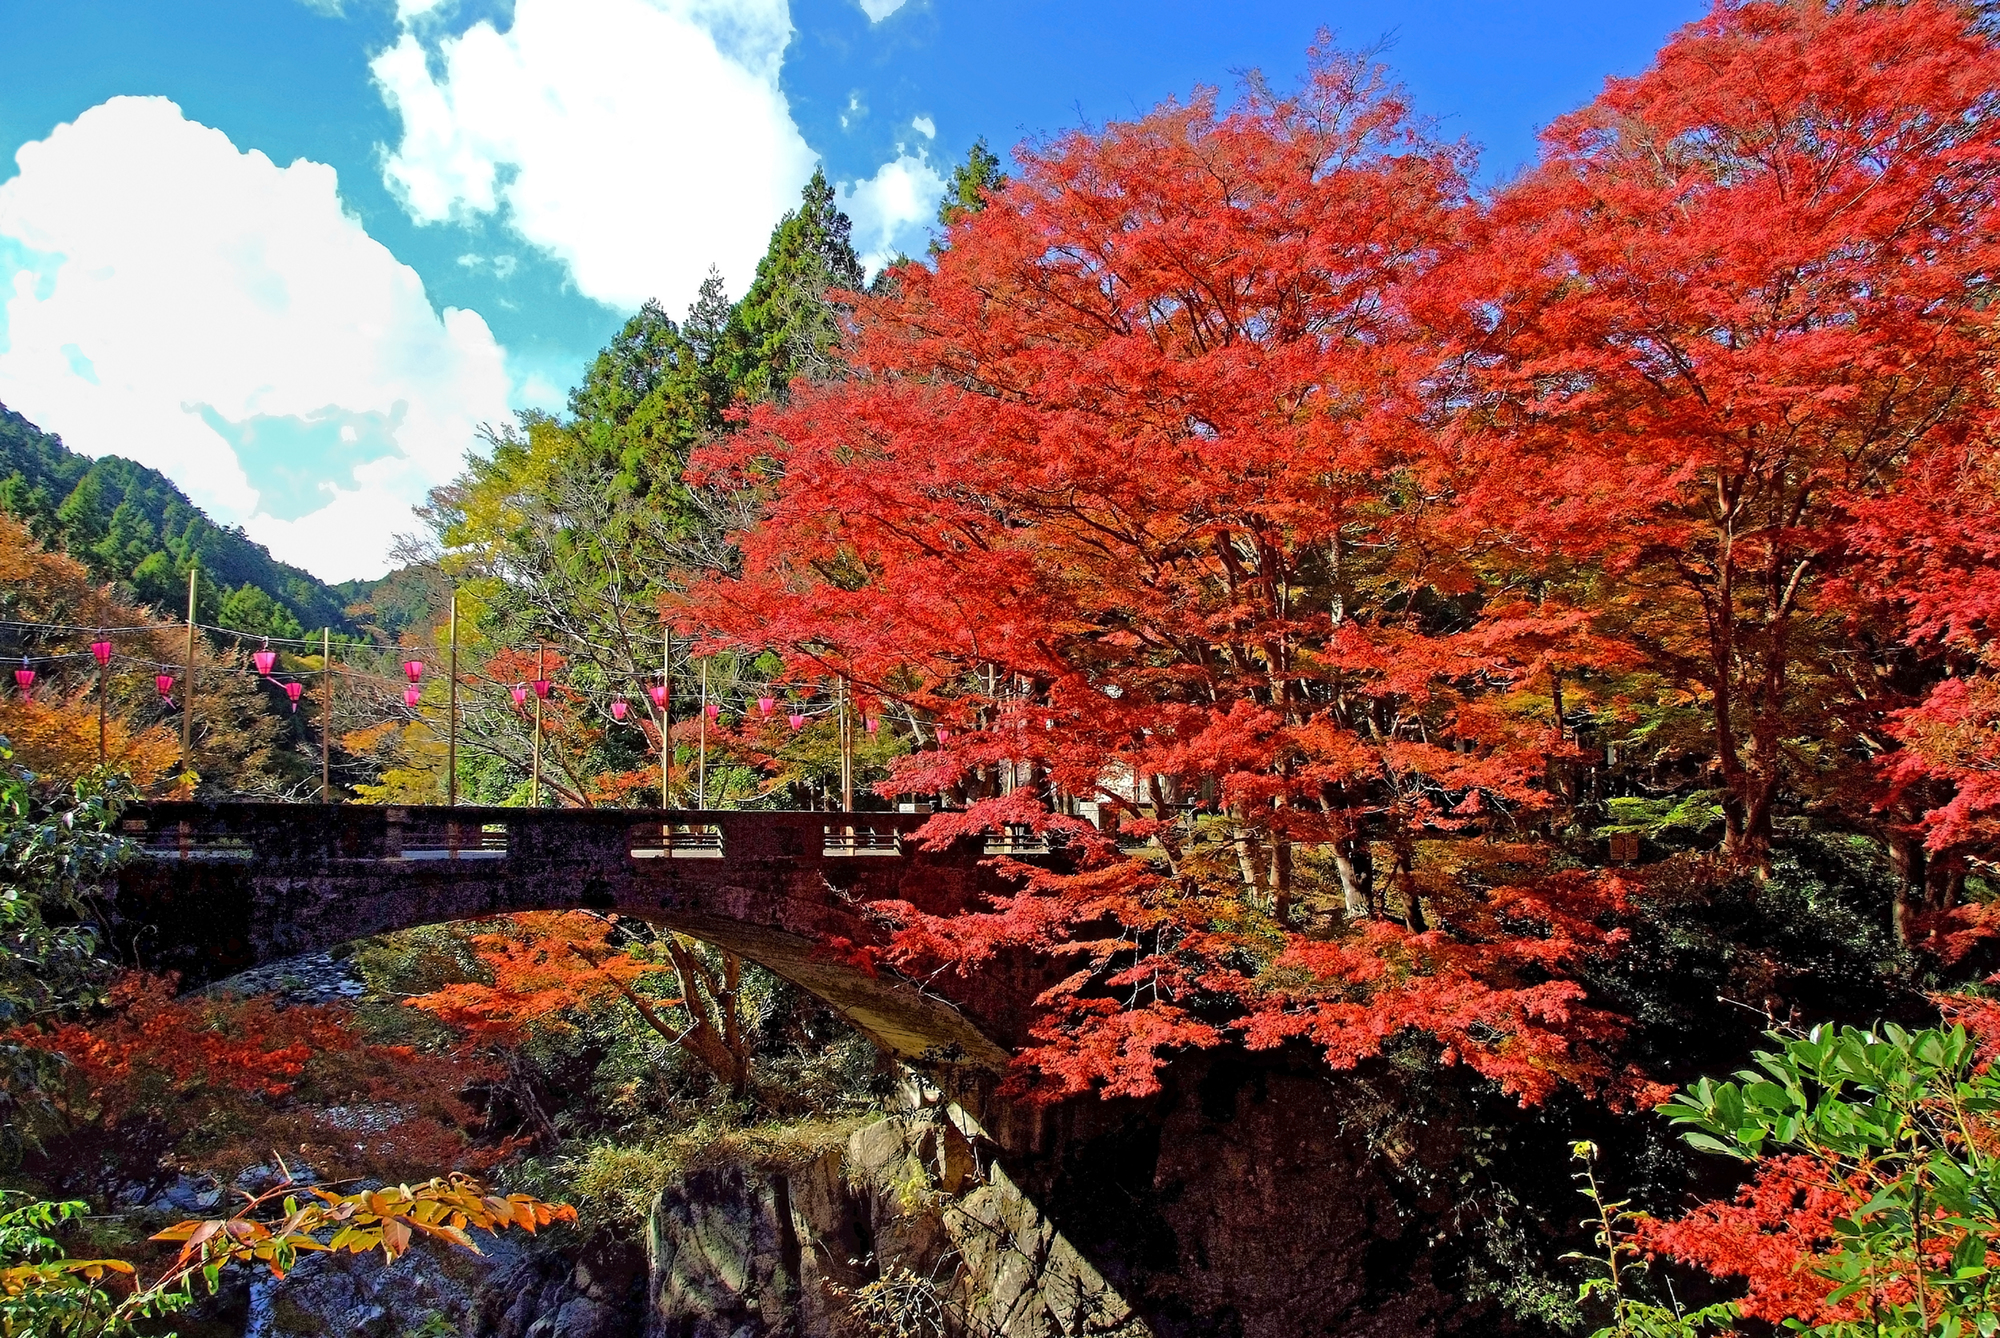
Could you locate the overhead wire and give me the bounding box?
[0,614,857,715]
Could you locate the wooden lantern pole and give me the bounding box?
[839,676,854,813]
[446,593,459,807]
[180,567,196,784]
[96,630,108,768]
[321,627,332,803]
[661,627,672,809]
[532,642,544,808]
[697,660,708,810]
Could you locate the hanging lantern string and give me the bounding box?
[1,616,718,680]
[0,615,927,720]
[0,615,690,682]
[0,640,902,727]
[0,618,185,636]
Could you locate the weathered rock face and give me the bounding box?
[646,1049,1493,1338]
[648,1155,857,1338]
[646,1111,1145,1338]
[1018,1049,1468,1338]
[471,1233,649,1338]
[244,1234,522,1338]
[237,1227,645,1338]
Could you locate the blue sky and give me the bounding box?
[0,0,1704,580]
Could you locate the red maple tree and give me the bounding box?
[408,912,755,1098]
[1447,0,2000,907]
[684,3,2000,1102]
[686,42,1642,1103]
[19,974,506,1181]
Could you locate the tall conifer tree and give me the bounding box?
[726,167,864,402]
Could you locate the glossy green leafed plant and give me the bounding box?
[1644,1021,2000,1336]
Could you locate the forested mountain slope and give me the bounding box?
[0,400,356,635]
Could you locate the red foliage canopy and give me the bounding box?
[1449,0,2000,875]
[21,974,505,1179]
[685,2,2000,1102]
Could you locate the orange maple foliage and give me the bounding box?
[1636,1153,1863,1327]
[0,694,180,790]
[407,912,754,1097]
[0,516,181,788]
[406,912,655,1044]
[4,1172,576,1330]
[29,975,349,1105]
[0,514,296,796]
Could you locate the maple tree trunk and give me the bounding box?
[1712,685,1779,875]
[1394,840,1426,933]
[1268,835,1295,926]
[663,938,752,1100]
[1333,837,1373,921]
[1229,806,1267,897]
[582,937,753,1098]
[1889,833,1928,949]
[1926,858,1964,917]
[1717,762,1778,877]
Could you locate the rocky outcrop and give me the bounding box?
[471,1233,649,1338]
[646,1048,1499,1338]
[238,1228,646,1338]
[243,1233,523,1338]
[646,1109,1145,1338]
[1024,1048,1468,1337]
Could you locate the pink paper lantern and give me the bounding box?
[649,684,669,709]
[531,679,551,700]
[705,702,721,721]
[404,685,421,708]
[758,696,775,717]
[612,699,629,721]
[936,728,951,744]
[865,716,879,734]
[91,640,112,667]
[788,712,806,731]
[404,660,424,683]
[156,674,174,698]
[13,663,33,693]
[253,649,277,676]
[511,685,529,706]
[284,681,303,712]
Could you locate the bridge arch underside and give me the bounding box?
[109,805,1046,1076]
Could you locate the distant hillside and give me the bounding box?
[334,563,449,641]
[0,401,356,637]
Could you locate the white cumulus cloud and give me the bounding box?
[841,151,944,271]
[372,0,819,314]
[857,0,908,20]
[0,97,511,581]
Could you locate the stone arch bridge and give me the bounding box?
[109,802,1054,1075]
[108,802,1486,1336]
